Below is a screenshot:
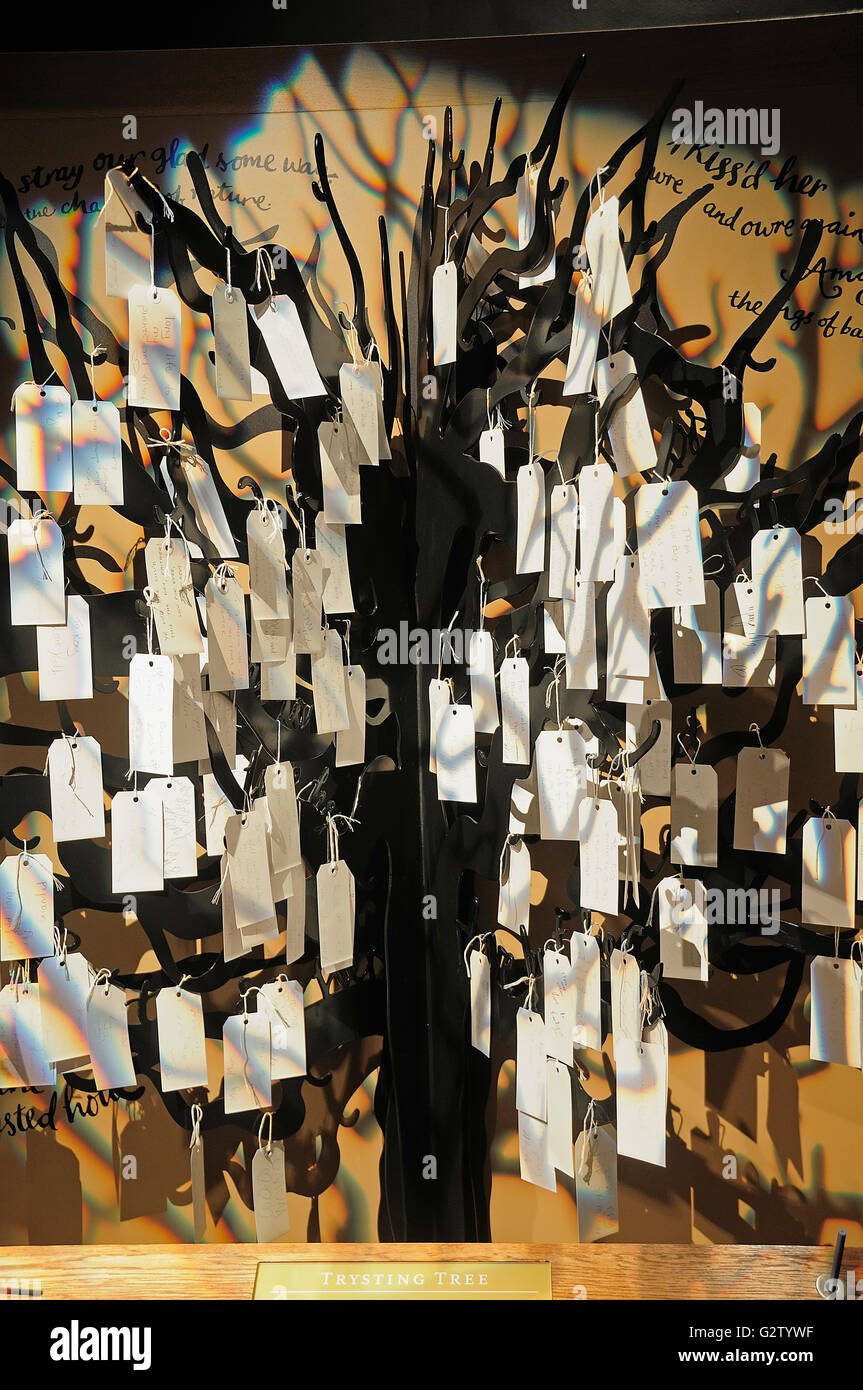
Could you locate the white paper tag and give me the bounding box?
[47,735,105,841]
[261,978,307,1081]
[500,657,531,765]
[634,480,704,608]
[315,515,354,615]
[516,463,546,574]
[319,420,362,526]
[339,362,378,467]
[317,859,355,974]
[498,839,531,932]
[606,556,650,680]
[110,788,165,894]
[543,947,575,1065]
[432,262,458,366]
[13,382,73,493]
[518,1110,557,1192]
[292,549,325,655]
[336,664,366,767]
[311,628,350,734]
[128,284,182,410]
[575,1123,619,1242]
[584,196,632,322]
[145,776,197,880]
[173,651,208,762]
[563,577,598,691]
[578,797,620,914]
[596,353,657,478]
[223,1009,271,1113]
[71,398,123,506]
[722,630,777,688]
[570,931,602,1050]
[205,573,249,691]
[0,852,54,961]
[37,594,93,701]
[547,484,577,599]
[610,948,641,1044]
[625,697,671,797]
[428,676,451,773]
[264,762,301,873]
[546,1058,574,1176]
[673,580,722,685]
[144,538,203,656]
[247,508,290,626]
[38,950,91,1068]
[250,295,326,398]
[659,878,709,982]
[543,600,566,654]
[835,666,863,772]
[3,981,55,1085]
[128,653,174,774]
[87,978,137,1090]
[670,764,718,867]
[468,949,491,1057]
[202,756,248,857]
[801,816,855,933]
[479,426,505,477]
[733,746,789,854]
[283,863,307,965]
[155,985,208,1091]
[468,630,499,734]
[616,1022,667,1166]
[535,728,587,840]
[516,1006,547,1121]
[563,274,602,397]
[252,1142,291,1241]
[750,526,804,634]
[225,810,275,931]
[101,169,151,298]
[436,704,477,803]
[578,463,616,582]
[802,596,856,706]
[181,457,238,561]
[810,958,862,1067]
[212,282,252,401]
[8,515,66,626]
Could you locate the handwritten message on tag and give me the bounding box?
[128,284,182,410]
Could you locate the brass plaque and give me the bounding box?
[253,1260,552,1300]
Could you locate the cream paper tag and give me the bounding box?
[535,728,588,840]
[546,1058,574,1176]
[0,852,54,961]
[479,426,505,476]
[722,631,776,688]
[516,463,546,574]
[518,1110,557,1192]
[212,283,252,401]
[802,596,856,706]
[155,985,208,1091]
[37,594,93,701]
[610,948,641,1044]
[516,1006,547,1121]
[468,949,491,1057]
[283,862,307,964]
[596,353,657,478]
[71,398,123,506]
[315,515,354,615]
[436,704,477,803]
[219,856,251,964]
[543,600,566,655]
[144,538,203,656]
[264,763,301,873]
[544,947,575,1065]
[319,420,362,525]
[260,646,296,701]
[428,676,451,773]
[563,274,602,397]
[336,664,366,767]
[659,878,708,982]
[571,932,602,1050]
[225,810,275,931]
[500,657,531,765]
[261,978,306,1080]
[673,580,722,685]
[110,789,164,893]
[317,859,355,974]
[750,526,804,634]
[369,359,391,461]
[835,666,863,772]
[128,653,174,774]
[145,776,197,880]
[250,295,326,398]
[518,161,556,287]
[432,262,458,366]
[100,169,151,298]
[578,462,615,581]
[0,987,24,1086]
[339,362,378,467]
[247,508,290,625]
[733,746,789,853]
[292,548,325,655]
[498,839,531,932]
[634,481,704,607]
[810,957,862,1067]
[13,382,73,493]
[252,1142,291,1242]
[38,950,90,1069]
[9,981,55,1085]
[8,515,66,626]
[468,630,499,734]
[564,577,598,691]
[584,196,632,322]
[87,978,137,1090]
[223,1009,271,1114]
[625,697,670,797]
[48,735,105,841]
[578,797,620,914]
[190,1128,207,1242]
[607,556,650,680]
[202,755,248,856]
[548,484,577,599]
[575,1123,619,1242]
[801,816,855,933]
[616,1019,667,1167]
[670,764,718,868]
[180,457,238,561]
[205,573,249,691]
[128,284,182,410]
[311,628,350,734]
[173,654,208,763]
